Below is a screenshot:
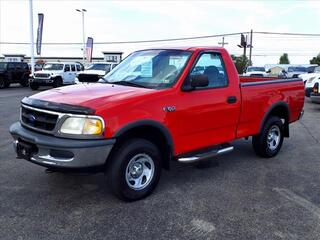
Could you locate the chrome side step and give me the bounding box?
[177,145,234,163]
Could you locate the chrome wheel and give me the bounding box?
[267,125,281,151]
[125,153,155,190]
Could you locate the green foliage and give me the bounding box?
[233,55,251,74]
[310,53,320,65]
[279,53,290,64]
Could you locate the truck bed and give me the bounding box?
[236,76,305,138]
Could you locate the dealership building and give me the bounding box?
[0,51,123,64]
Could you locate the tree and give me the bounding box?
[310,53,320,65]
[279,53,290,64]
[233,55,251,74]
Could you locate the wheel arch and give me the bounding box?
[111,120,174,170]
[259,102,290,137]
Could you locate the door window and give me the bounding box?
[76,65,81,71]
[8,63,15,70]
[189,52,228,89]
[64,65,70,72]
[16,63,22,70]
[71,65,76,72]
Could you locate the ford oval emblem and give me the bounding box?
[27,114,36,122]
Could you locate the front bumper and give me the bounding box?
[30,77,54,85]
[10,122,115,169]
[310,93,320,104]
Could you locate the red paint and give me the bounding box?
[31,47,305,155]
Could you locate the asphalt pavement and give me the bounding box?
[1,85,320,240]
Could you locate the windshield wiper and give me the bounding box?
[106,80,149,89]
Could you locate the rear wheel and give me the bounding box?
[30,83,39,90]
[252,116,284,158]
[107,138,162,201]
[0,78,7,89]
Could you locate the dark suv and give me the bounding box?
[0,62,30,88]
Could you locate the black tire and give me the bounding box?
[20,77,29,87]
[53,77,63,88]
[252,116,284,158]
[4,82,10,88]
[0,78,7,89]
[30,83,39,90]
[107,138,162,201]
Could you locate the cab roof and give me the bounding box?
[138,46,225,52]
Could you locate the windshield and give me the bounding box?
[103,49,192,89]
[86,63,111,71]
[288,67,306,72]
[0,63,7,70]
[315,66,320,73]
[247,67,265,72]
[43,63,64,71]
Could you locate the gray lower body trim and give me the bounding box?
[310,94,320,104]
[10,122,115,168]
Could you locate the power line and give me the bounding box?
[0,32,249,45]
[254,31,320,37]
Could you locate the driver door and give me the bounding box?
[172,52,241,154]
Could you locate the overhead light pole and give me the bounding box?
[29,0,35,75]
[76,8,87,62]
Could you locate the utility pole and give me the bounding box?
[29,0,35,75]
[248,29,253,66]
[218,37,228,48]
[76,9,87,62]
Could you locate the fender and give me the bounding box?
[114,120,174,150]
[259,101,290,137]
[114,120,174,169]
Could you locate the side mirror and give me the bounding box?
[266,70,271,73]
[191,74,209,88]
[182,74,209,91]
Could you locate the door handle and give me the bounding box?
[227,96,237,104]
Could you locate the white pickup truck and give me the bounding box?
[30,62,83,90]
[75,62,117,84]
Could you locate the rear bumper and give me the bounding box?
[310,93,320,104]
[10,122,115,169]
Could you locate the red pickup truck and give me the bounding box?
[10,47,305,201]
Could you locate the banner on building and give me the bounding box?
[86,37,94,62]
[36,13,44,55]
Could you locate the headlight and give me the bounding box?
[60,117,104,135]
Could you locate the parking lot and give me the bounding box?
[0,85,320,240]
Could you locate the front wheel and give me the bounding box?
[252,116,284,158]
[20,77,29,87]
[107,138,162,201]
[30,83,39,90]
[53,77,63,88]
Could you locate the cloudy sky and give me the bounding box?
[1,0,320,65]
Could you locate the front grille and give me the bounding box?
[35,73,50,78]
[77,74,100,83]
[21,105,59,133]
[250,74,263,77]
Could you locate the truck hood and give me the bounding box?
[78,70,106,76]
[299,72,318,80]
[28,83,156,109]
